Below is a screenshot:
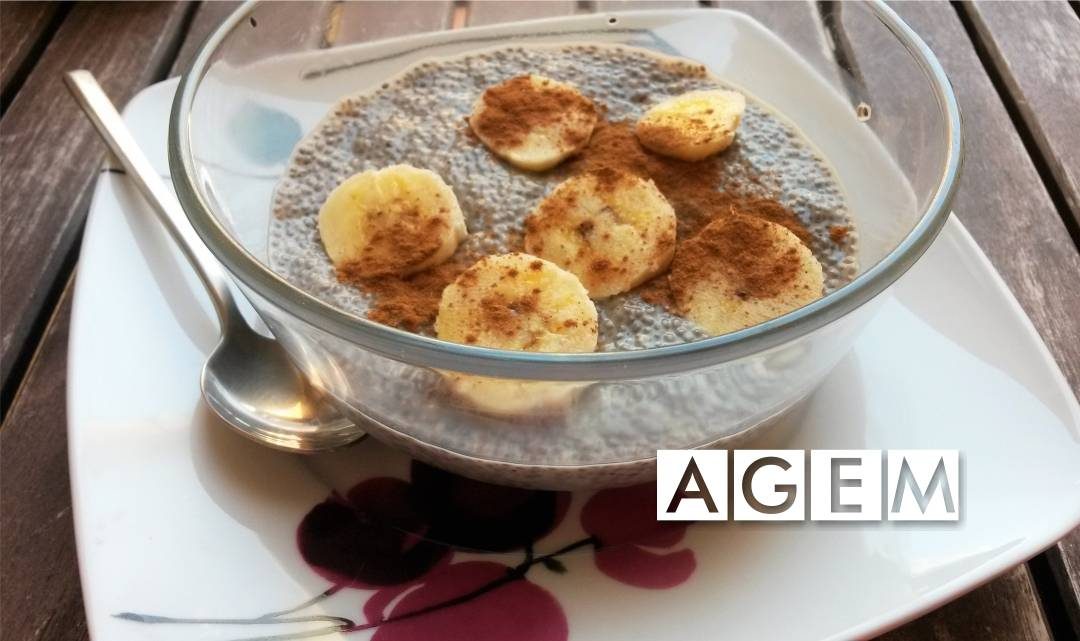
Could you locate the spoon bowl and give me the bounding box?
[201,325,362,451]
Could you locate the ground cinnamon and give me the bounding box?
[338,212,448,279]
[469,75,597,149]
[567,119,811,309]
[479,289,540,344]
[570,120,810,244]
[669,214,803,306]
[637,273,675,309]
[345,258,470,333]
[349,109,814,328]
[829,225,849,245]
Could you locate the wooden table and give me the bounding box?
[2,2,1078,639]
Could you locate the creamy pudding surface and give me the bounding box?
[269,44,858,351]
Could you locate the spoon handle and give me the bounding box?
[64,70,243,333]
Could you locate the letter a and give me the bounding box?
[666,456,718,513]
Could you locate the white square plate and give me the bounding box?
[69,77,1080,641]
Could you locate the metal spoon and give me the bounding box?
[64,70,365,452]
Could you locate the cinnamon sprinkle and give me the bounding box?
[570,120,810,244]
[829,225,849,244]
[346,108,817,329]
[669,215,802,307]
[337,210,448,279]
[567,119,812,311]
[637,274,675,309]
[469,75,597,149]
[479,290,540,340]
[344,256,471,333]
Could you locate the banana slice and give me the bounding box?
[318,164,467,278]
[669,215,823,335]
[436,253,598,352]
[635,89,746,161]
[524,170,677,299]
[440,375,588,419]
[435,253,598,417]
[469,75,598,172]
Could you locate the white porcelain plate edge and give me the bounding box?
[67,76,1080,641]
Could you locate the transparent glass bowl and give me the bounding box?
[170,1,961,488]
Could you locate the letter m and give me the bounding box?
[888,451,959,521]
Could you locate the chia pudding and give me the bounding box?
[269,44,858,351]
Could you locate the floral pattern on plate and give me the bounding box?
[117,461,695,640]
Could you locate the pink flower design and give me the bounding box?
[118,473,697,640]
[366,561,568,641]
[581,483,696,589]
[297,477,452,588]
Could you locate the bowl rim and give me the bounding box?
[169,0,962,381]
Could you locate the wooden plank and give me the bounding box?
[878,565,1052,641]
[716,2,845,91]
[169,0,242,77]
[726,6,1080,633]
[0,281,87,641]
[0,0,242,628]
[1047,535,1080,633]
[0,1,245,634]
[887,2,1080,389]
[963,0,1080,235]
[168,1,456,83]
[467,0,578,26]
[0,5,241,641]
[332,1,454,41]
[595,0,698,10]
[880,1,1080,638]
[0,1,62,102]
[0,1,194,399]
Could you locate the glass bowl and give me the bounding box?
[169,1,961,489]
